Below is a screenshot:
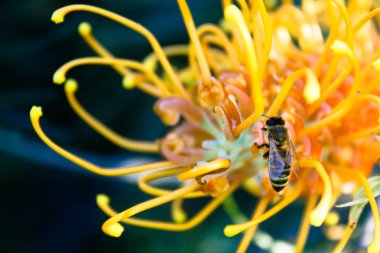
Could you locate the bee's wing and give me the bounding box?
[287,133,300,178]
[268,136,286,180]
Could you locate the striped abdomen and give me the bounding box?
[268,146,291,192]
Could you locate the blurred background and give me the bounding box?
[0,0,365,252]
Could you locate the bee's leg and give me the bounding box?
[254,143,270,158]
[255,143,269,149]
[253,143,269,157]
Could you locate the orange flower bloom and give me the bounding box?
[30,1,380,252]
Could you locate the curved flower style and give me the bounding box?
[30,0,380,252]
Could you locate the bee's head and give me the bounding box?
[266,117,285,127]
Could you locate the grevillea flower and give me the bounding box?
[30,0,380,252]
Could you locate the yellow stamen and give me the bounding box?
[138,167,207,198]
[77,21,121,70]
[315,0,354,79]
[363,59,380,93]
[197,24,239,68]
[254,0,273,81]
[353,7,380,33]
[97,178,243,231]
[178,158,231,181]
[330,165,380,253]
[346,0,372,14]
[64,80,158,153]
[122,76,136,89]
[200,35,221,73]
[187,42,201,81]
[177,68,196,85]
[200,37,227,73]
[225,5,263,136]
[322,0,354,87]
[300,40,361,137]
[142,44,189,72]
[250,3,262,66]
[332,225,354,253]
[266,68,318,117]
[54,57,171,96]
[319,55,340,90]
[236,0,251,33]
[141,45,200,92]
[236,196,270,253]
[102,183,200,237]
[271,24,299,57]
[313,0,339,77]
[330,0,354,50]
[361,47,380,82]
[177,0,211,84]
[172,198,187,223]
[224,182,303,237]
[222,0,232,11]
[299,160,332,227]
[30,106,174,176]
[337,94,380,143]
[340,126,380,143]
[53,71,65,84]
[51,4,189,99]
[307,64,352,116]
[77,22,161,97]
[295,193,318,253]
[78,21,91,35]
[372,58,380,71]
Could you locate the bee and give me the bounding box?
[255,116,299,192]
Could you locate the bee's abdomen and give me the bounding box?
[269,163,291,192]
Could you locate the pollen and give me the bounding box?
[53,71,66,84]
[104,222,124,238]
[78,22,91,36]
[122,76,136,89]
[51,10,64,23]
[330,40,351,56]
[30,106,43,119]
[64,79,78,92]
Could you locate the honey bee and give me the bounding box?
[255,116,299,192]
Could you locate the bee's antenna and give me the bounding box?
[262,114,270,119]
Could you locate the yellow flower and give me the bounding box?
[30,0,380,252]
